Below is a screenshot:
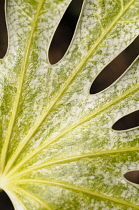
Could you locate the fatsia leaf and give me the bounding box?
[0,0,139,209]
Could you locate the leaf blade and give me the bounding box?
[0,0,139,209]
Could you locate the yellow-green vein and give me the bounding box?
[8,145,139,179]
[3,0,136,175]
[1,0,45,173]
[13,179,139,209]
[119,20,139,23]
[13,186,52,210]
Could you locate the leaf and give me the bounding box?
[0,0,139,209]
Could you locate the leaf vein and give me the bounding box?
[13,0,32,20]
[13,179,139,209]
[8,145,139,179]
[14,186,52,210]
[4,0,136,175]
[2,0,45,174]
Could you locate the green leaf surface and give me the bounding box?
[0,0,139,209]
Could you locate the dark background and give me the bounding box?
[0,0,139,209]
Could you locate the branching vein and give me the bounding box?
[13,179,139,209]
[13,186,52,210]
[13,0,32,20]
[1,0,45,173]
[8,145,139,179]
